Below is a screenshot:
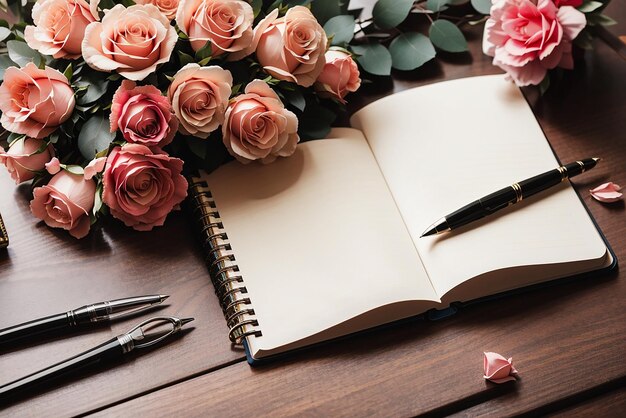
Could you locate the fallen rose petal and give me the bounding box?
[84,157,107,180]
[483,352,518,384]
[590,182,623,203]
[45,157,61,175]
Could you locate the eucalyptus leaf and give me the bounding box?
[281,88,306,112]
[352,44,392,76]
[389,32,436,71]
[426,0,448,13]
[93,183,103,216]
[471,0,492,14]
[0,26,11,42]
[578,1,603,13]
[429,19,468,52]
[0,54,16,81]
[587,13,617,26]
[7,40,42,67]
[77,114,116,160]
[64,165,85,176]
[323,15,355,45]
[311,0,342,25]
[76,71,109,105]
[372,0,414,29]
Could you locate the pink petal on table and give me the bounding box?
[590,182,623,203]
[483,352,518,384]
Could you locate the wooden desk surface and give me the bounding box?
[1,2,625,416]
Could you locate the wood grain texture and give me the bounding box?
[1,1,625,416]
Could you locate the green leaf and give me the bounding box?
[429,19,468,52]
[311,0,342,25]
[281,88,306,112]
[0,26,11,42]
[7,40,42,67]
[471,0,492,14]
[372,0,414,29]
[63,165,85,175]
[251,0,263,17]
[323,15,355,45]
[427,0,448,12]
[93,183,103,216]
[76,71,110,105]
[178,51,194,66]
[587,13,617,26]
[0,54,16,81]
[389,32,436,71]
[195,40,213,61]
[352,44,392,76]
[186,136,208,160]
[578,1,603,13]
[63,63,73,82]
[77,114,116,160]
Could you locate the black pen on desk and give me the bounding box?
[420,158,600,237]
[0,295,169,344]
[0,316,194,401]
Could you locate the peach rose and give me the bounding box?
[223,80,299,164]
[167,64,233,138]
[315,49,361,104]
[176,0,254,58]
[110,80,178,147]
[483,0,586,86]
[134,0,179,20]
[102,144,188,231]
[0,63,75,139]
[250,6,327,87]
[0,138,55,184]
[30,170,96,239]
[82,4,177,81]
[25,0,99,59]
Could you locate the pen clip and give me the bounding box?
[122,316,194,351]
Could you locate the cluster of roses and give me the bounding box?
[0,0,362,239]
[482,0,587,86]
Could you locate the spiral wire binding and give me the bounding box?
[187,174,262,344]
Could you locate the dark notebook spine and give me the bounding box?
[187,175,262,344]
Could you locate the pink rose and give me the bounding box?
[0,137,55,184]
[0,63,75,139]
[176,0,254,58]
[554,0,583,6]
[250,7,327,87]
[30,171,96,239]
[110,80,178,147]
[482,0,586,86]
[102,144,188,231]
[315,49,361,104]
[223,80,299,164]
[82,4,177,81]
[84,156,107,180]
[167,64,233,139]
[134,0,179,20]
[483,352,518,384]
[25,0,99,59]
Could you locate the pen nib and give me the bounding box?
[159,295,170,303]
[180,318,195,326]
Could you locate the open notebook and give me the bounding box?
[188,75,615,363]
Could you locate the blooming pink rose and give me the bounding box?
[84,156,107,180]
[110,80,178,147]
[315,49,361,104]
[483,352,518,383]
[45,157,61,175]
[167,64,233,139]
[482,0,586,86]
[82,4,177,81]
[0,138,55,184]
[24,0,99,59]
[134,0,179,20]
[30,171,96,239]
[249,7,327,87]
[176,0,254,58]
[554,0,583,6]
[102,144,188,231]
[223,80,299,164]
[0,63,75,139]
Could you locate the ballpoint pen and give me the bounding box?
[0,316,194,400]
[421,158,600,237]
[0,295,169,344]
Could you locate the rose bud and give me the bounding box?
[82,4,177,81]
[0,63,75,139]
[134,0,179,20]
[30,171,96,239]
[223,80,299,164]
[483,352,518,384]
[249,6,327,87]
[25,0,99,59]
[315,49,361,104]
[0,138,55,184]
[102,144,188,231]
[176,0,254,59]
[110,80,178,147]
[167,64,233,139]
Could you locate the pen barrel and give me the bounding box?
[447,187,517,228]
[518,168,563,199]
[0,337,124,401]
[0,313,69,345]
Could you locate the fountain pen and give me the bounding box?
[0,295,169,344]
[421,158,600,237]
